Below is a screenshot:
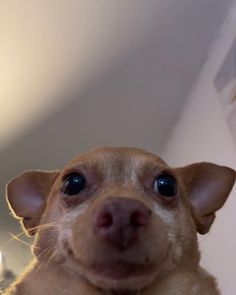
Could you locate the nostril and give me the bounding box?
[97,211,113,228]
[93,199,152,250]
[130,210,150,227]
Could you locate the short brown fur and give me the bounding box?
[3,147,236,295]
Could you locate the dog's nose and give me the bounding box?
[93,198,151,250]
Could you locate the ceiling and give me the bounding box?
[0,0,233,220]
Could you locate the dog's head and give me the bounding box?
[6,147,236,292]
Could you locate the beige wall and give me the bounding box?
[162,4,236,295]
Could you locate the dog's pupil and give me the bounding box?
[63,173,86,195]
[155,174,177,197]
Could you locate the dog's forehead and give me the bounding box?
[69,147,166,166]
[64,147,168,181]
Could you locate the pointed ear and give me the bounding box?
[6,170,59,235]
[175,163,236,234]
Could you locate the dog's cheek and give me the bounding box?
[70,211,95,264]
[34,228,59,260]
[34,202,74,263]
[166,229,184,266]
[58,203,91,261]
[152,204,190,269]
[167,207,199,267]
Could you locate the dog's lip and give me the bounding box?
[87,260,156,279]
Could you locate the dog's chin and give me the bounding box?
[82,262,157,291]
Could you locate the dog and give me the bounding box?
[3,147,236,295]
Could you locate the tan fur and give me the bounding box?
[3,147,236,295]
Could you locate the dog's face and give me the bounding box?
[6,147,236,292]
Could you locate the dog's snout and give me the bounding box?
[93,198,151,250]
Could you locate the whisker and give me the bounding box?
[1,230,28,248]
[1,221,60,249]
[44,249,58,268]
[9,233,33,248]
[30,222,60,232]
[37,246,57,270]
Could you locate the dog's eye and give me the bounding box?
[62,173,86,195]
[153,174,177,197]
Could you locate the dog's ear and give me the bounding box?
[175,163,236,234]
[6,170,59,235]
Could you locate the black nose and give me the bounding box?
[93,198,151,250]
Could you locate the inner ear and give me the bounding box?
[174,162,236,234]
[6,170,59,235]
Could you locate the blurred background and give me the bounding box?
[0,1,236,294]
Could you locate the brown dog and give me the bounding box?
[3,147,236,295]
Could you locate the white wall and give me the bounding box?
[162,3,236,295]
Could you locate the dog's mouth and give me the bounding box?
[85,260,156,280]
[65,241,156,280]
[65,243,160,290]
[81,259,158,291]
